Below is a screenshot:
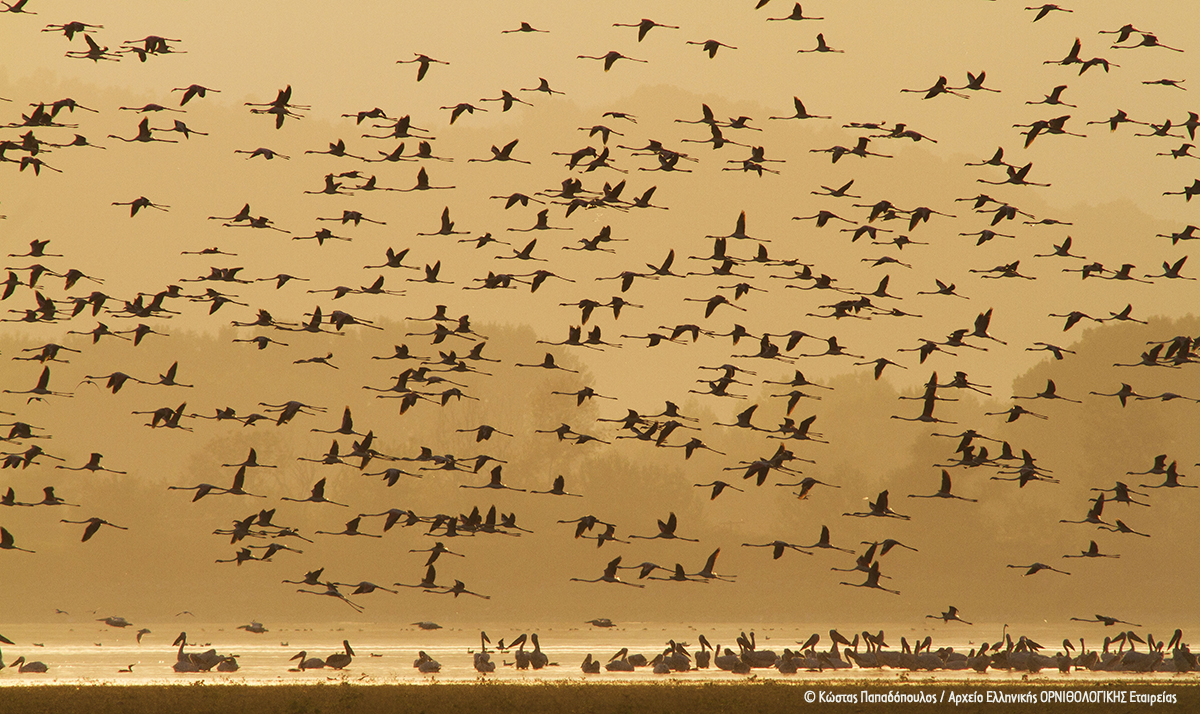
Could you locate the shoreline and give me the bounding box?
[2,681,1198,714]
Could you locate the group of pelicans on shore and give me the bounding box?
[271,626,1200,677]
[4,626,1196,676]
[573,628,1200,675]
[185,625,1200,676]
[579,627,1200,676]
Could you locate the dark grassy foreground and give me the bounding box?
[1,681,1197,714]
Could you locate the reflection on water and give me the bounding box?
[1,621,1196,686]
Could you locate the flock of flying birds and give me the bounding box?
[2,0,1200,676]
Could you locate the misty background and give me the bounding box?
[1,0,1198,635]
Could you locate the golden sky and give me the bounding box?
[1,0,1198,634]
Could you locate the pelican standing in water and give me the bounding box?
[289,650,326,671]
[474,632,496,673]
[324,640,354,669]
[9,655,49,673]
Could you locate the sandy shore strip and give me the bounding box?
[1,681,1198,714]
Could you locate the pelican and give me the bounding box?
[605,648,635,671]
[474,632,496,673]
[10,656,48,673]
[289,651,326,670]
[526,634,550,669]
[324,640,354,669]
[414,651,441,673]
[172,632,200,672]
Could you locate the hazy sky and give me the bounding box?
[1,0,1198,637]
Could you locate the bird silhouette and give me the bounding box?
[928,606,973,625]
[396,53,448,81]
[629,512,699,542]
[1,526,35,553]
[797,34,842,53]
[839,562,899,595]
[844,490,911,520]
[1007,562,1071,576]
[571,556,645,587]
[577,51,647,71]
[908,470,977,502]
[1064,540,1119,559]
[281,478,348,507]
[612,18,678,41]
[686,39,737,58]
[768,4,824,21]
